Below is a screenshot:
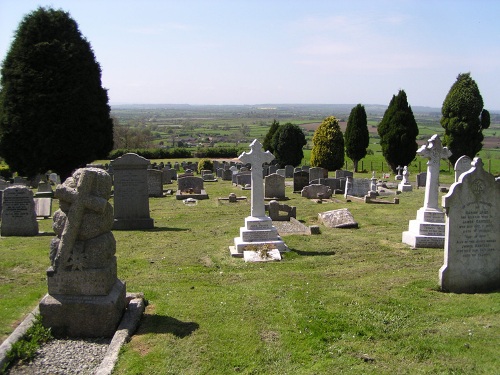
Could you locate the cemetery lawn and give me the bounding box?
[1,172,499,374]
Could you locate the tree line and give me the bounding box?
[0,7,491,178]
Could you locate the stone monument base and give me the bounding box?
[39,279,127,338]
[175,190,209,200]
[231,216,288,257]
[398,183,413,192]
[402,207,445,248]
[113,218,154,230]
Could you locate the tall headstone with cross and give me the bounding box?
[230,140,288,260]
[439,158,499,293]
[403,135,451,248]
[39,168,127,337]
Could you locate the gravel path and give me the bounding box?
[6,337,111,375]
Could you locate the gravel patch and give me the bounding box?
[6,337,111,375]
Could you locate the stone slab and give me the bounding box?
[318,208,358,228]
[408,220,445,236]
[402,231,445,248]
[39,279,127,338]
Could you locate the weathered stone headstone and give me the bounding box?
[301,184,332,199]
[344,177,371,198]
[39,168,126,337]
[147,169,163,197]
[454,155,472,182]
[236,172,251,187]
[403,135,451,248]
[36,181,54,198]
[439,158,499,293]
[13,176,29,186]
[162,167,172,184]
[416,172,427,189]
[293,170,309,192]
[335,170,353,179]
[264,173,286,199]
[222,169,233,181]
[318,208,358,228]
[285,165,294,178]
[34,197,52,218]
[202,173,217,182]
[1,186,39,236]
[176,176,208,200]
[231,140,288,259]
[395,165,403,180]
[276,169,286,178]
[309,167,327,182]
[265,200,296,221]
[268,165,278,174]
[48,173,61,186]
[111,153,154,230]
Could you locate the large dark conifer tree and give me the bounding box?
[271,123,306,167]
[377,90,419,173]
[0,7,113,178]
[441,73,490,165]
[345,104,369,172]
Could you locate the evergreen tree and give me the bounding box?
[377,90,419,173]
[441,73,490,165]
[345,104,369,172]
[0,7,113,179]
[271,123,306,167]
[310,116,344,171]
[262,119,279,153]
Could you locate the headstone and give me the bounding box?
[395,165,403,180]
[293,170,309,192]
[39,168,126,337]
[110,153,154,230]
[48,173,61,186]
[301,165,310,172]
[1,186,39,236]
[265,200,296,221]
[403,135,451,248]
[276,169,286,178]
[162,167,172,184]
[439,158,499,293]
[398,166,413,192]
[231,140,288,258]
[176,176,208,200]
[147,169,163,197]
[36,181,54,197]
[314,178,344,194]
[0,178,9,190]
[309,167,327,183]
[301,184,332,199]
[202,173,217,182]
[34,197,52,218]
[416,172,427,189]
[454,155,472,182]
[13,176,29,186]
[335,170,353,179]
[264,173,286,199]
[344,177,371,198]
[318,208,358,228]
[236,172,251,187]
[222,169,233,181]
[284,165,294,178]
[268,165,278,174]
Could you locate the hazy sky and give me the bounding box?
[1,0,499,108]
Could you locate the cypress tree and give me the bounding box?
[345,104,369,172]
[377,90,419,173]
[0,7,113,179]
[310,116,344,171]
[271,123,306,167]
[441,73,490,165]
[262,119,279,153]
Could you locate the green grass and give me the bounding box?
[0,173,499,374]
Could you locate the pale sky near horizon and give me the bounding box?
[0,0,499,109]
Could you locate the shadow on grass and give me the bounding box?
[136,314,199,338]
[145,227,190,232]
[290,248,336,256]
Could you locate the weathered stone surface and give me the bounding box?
[293,170,309,192]
[318,208,358,228]
[439,158,500,293]
[301,184,332,199]
[265,173,286,199]
[1,186,38,236]
[147,169,163,197]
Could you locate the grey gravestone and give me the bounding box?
[34,197,52,218]
[439,158,499,293]
[147,169,163,197]
[202,173,217,182]
[344,177,371,198]
[276,169,286,177]
[111,153,154,230]
[301,184,332,199]
[162,167,172,184]
[454,155,472,182]
[13,176,29,186]
[293,170,309,192]
[1,186,38,236]
[39,167,126,337]
[222,169,233,181]
[265,173,286,199]
[335,170,353,179]
[236,173,251,187]
[416,172,427,188]
[285,165,294,178]
[294,167,301,173]
[265,200,296,221]
[318,208,358,228]
[302,165,310,172]
[36,181,54,197]
[309,167,327,182]
[176,176,208,200]
[268,165,278,174]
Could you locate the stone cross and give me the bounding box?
[396,165,403,176]
[53,169,108,270]
[238,139,274,217]
[417,134,451,210]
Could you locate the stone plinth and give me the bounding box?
[39,279,126,338]
[402,208,446,248]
